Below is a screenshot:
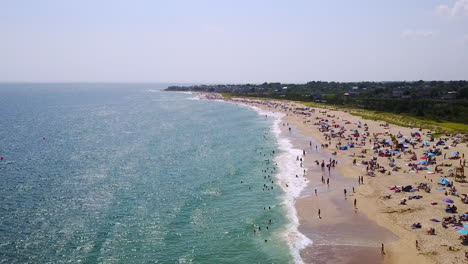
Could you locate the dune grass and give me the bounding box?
[302,102,468,134]
[220,93,468,134]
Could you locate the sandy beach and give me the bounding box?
[205,93,468,264]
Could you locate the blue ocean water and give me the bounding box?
[0,84,296,263]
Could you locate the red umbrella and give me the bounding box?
[420,157,427,160]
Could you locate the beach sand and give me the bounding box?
[206,93,467,264]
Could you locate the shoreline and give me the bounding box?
[209,94,397,263]
[199,92,468,264]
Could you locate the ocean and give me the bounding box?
[0,84,308,264]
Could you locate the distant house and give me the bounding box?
[441,91,458,100]
[392,90,405,97]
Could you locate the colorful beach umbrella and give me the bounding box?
[457,229,468,234]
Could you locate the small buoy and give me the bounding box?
[0,157,3,160]
[43,137,46,140]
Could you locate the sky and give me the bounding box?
[1,0,468,83]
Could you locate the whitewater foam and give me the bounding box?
[249,106,312,264]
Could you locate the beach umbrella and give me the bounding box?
[443,198,454,203]
[441,178,450,185]
[458,229,468,234]
[428,153,436,157]
[420,160,428,165]
[451,152,459,155]
[420,157,427,160]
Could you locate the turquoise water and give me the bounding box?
[0,84,294,263]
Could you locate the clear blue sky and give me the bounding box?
[1,0,467,83]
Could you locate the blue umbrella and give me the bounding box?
[458,229,468,234]
[452,152,459,155]
[428,153,436,157]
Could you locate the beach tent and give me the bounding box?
[440,178,450,186]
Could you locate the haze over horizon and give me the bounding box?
[2,0,468,83]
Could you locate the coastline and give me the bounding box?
[210,95,397,263]
[199,92,468,264]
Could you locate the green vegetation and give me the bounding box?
[167,81,468,132]
[222,93,468,134]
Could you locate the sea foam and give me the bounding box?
[193,95,312,263]
[249,106,312,264]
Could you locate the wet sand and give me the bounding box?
[203,93,467,263]
[283,124,398,263]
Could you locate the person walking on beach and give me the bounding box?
[354,198,357,208]
[318,209,321,219]
[381,243,385,255]
[327,178,329,186]
[315,189,317,196]
[344,188,347,198]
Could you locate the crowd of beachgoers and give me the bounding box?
[201,92,468,264]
